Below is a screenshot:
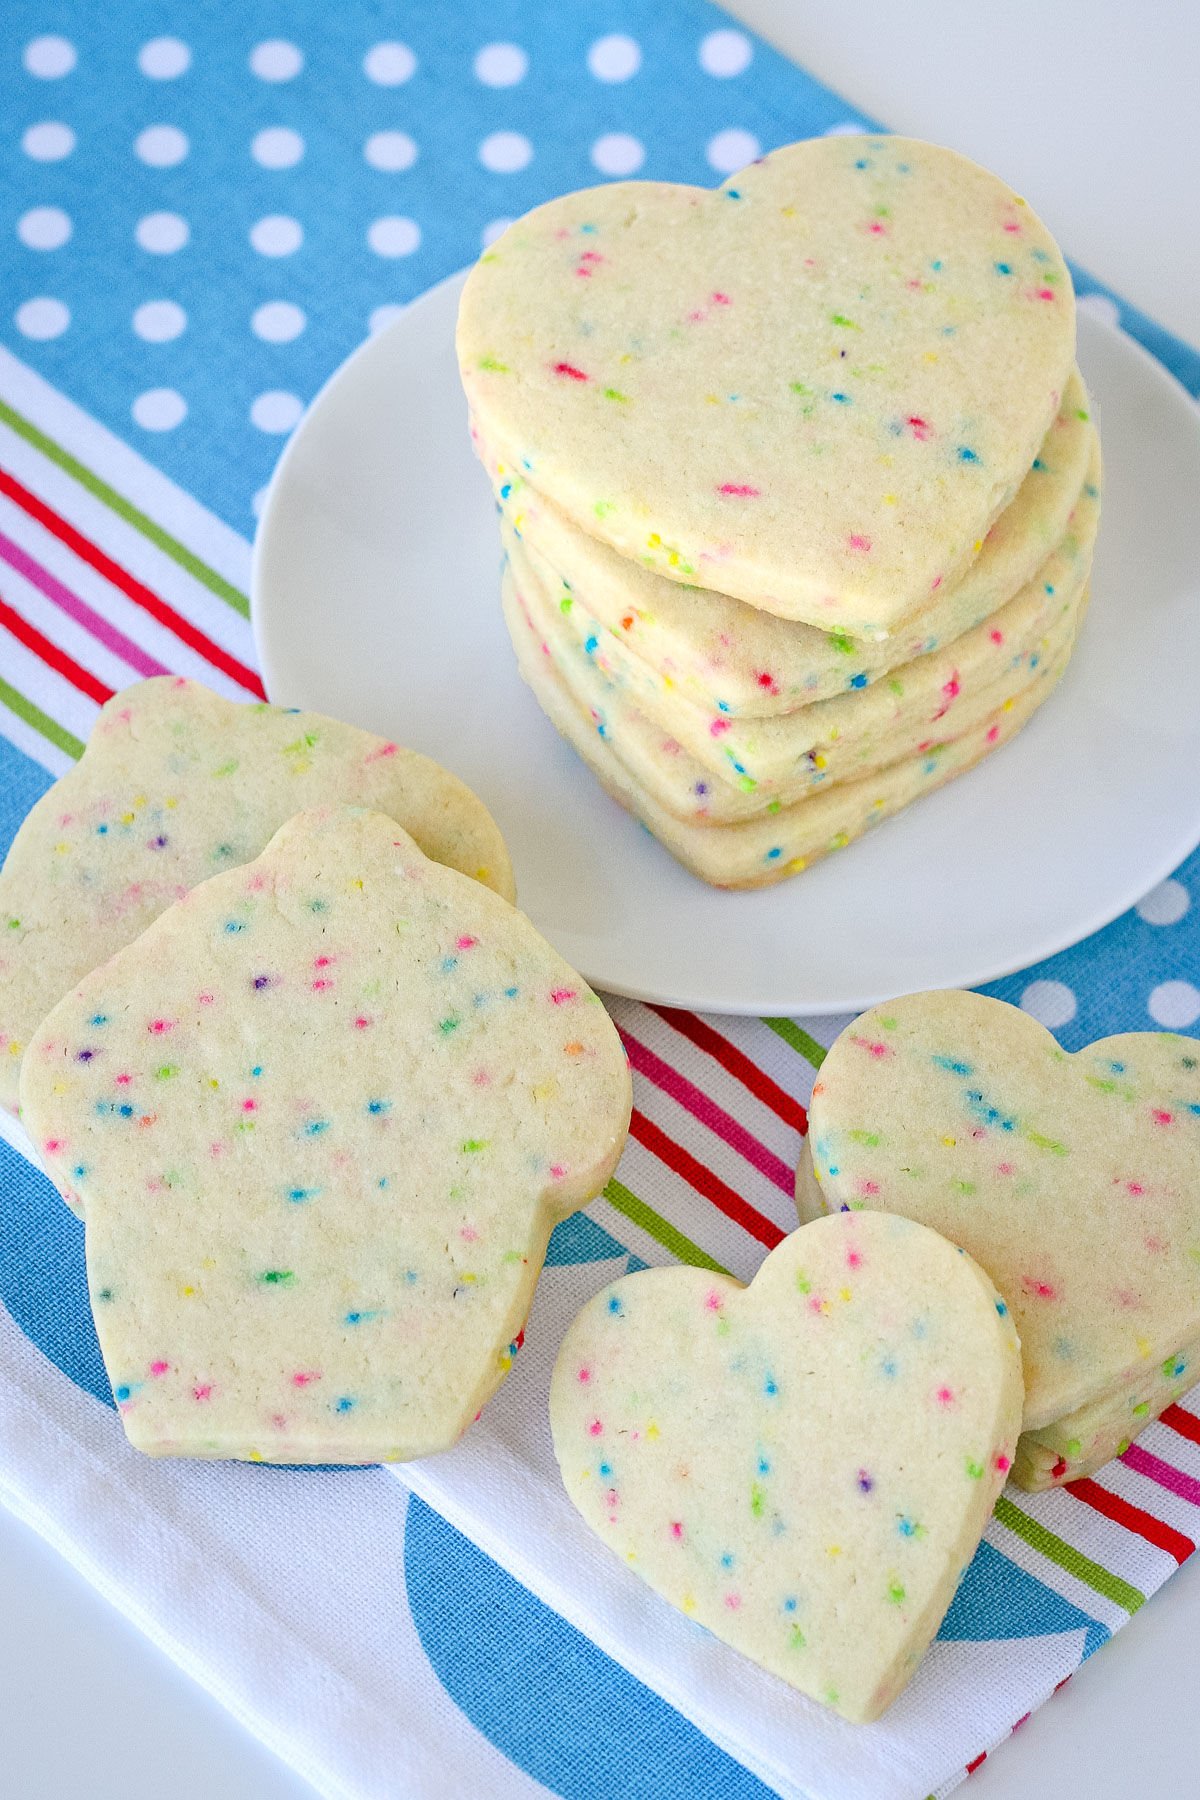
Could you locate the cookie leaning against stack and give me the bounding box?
[458,135,1098,888]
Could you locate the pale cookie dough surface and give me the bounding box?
[550,1210,1022,1723]
[19,809,630,1462]
[505,561,1077,879]
[0,678,514,1115]
[481,372,1094,717]
[800,992,1200,1446]
[460,135,1076,634]
[506,465,1094,808]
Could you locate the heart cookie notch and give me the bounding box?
[550,1211,1022,1721]
[799,990,1200,1486]
[460,135,1075,634]
[21,808,631,1464]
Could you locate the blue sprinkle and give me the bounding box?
[783,1596,798,1612]
[607,1295,624,1316]
[726,188,741,199]
[1109,1060,1126,1074]
[224,920,244,933]
[996,1299,1008,1317]
[763,1375,779,1397]
[830,391,850,404]
[118,1103,134,1118]
[584,634,599,654]
[505,986,519,998]
[994,261,1013,275]
[441,955,458,972]
[599,1460,612,1477]
[720,1553,735,1569]
[73,1164,87,1178]
[334,1397,356,1413]
[1032,457,1046,471]
[898,1517,919,1537]
[765,847,782,861]
[90,1014,108,1027]
[881,1357,898,1377]
[367,1099,391,1115]
[930,258,943,270]
[96,823,108,835]
[849,672,868,688]
[932,1055,973,1076]
[854,158,870,169]
[957,446,979,463]
[304,1119,330,1136]
[758,1456,770,1475]
[114,1385,131,1403]
[499,482,512,499]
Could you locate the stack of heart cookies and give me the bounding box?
[458,135,1098,888]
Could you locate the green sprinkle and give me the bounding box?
[96,1287,115,1303]
[559,595,574,614]
[603,387,629,403]
[829,631,854,656]
[6,917,19,930]
[439,1017,461,1034]
[848,1129,881,1147]
[1026,1130,1068,1157]
[750,1484,766,1518]
[887,1579,906,1604]
[830,312,859,329]
[789,1625,807,1650]
[965,1457,984,1480]
[213,759,239,778]
[594,500,616,518]
[258,1270,294,1286]
[795,1270,812,1294]
[952,1178,976,1195]
[462,1138,489,1153]
[155,1064,179,1081]
[478,354,509,372]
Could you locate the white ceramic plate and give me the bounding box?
[252,275,1200,1015]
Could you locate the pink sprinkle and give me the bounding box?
[997,1161,1014,1176]
[198,992,215,1006]
[43,1138,64,1155]
[472,1069,492,1086]
[292,1371,321,1387]
[670,1520,684,1539]
[552,361,590,382]
[149,1360,170,1377]
[193,1384,213,1402]
[986,725,1000,743]
[312,978,333,992]
[858,1179,880,1197]
[688,309,707,323]
[148,1018,175,1034]
[703,1289,723,1312]
[846,1248,863,1269]
[1022,1277,1059,1301]
[716,483,760,497]
[847,533,872,553]
[364,741,398,762]
[1127,1181,1145,1196]
[242,1098,257,1113]
[724,1592,743,1610]
[1003,220,1022,233]
[210,1143,224,1158]
[549,988,577,1005]
[930,574,943,592]
[354,1015,373,1029]
[936,1386,955,1407]
[995,1453,1012,1473]
[314,955,334,968]
[990,629,1004,645]
[115,1073,133,1085]
[850,1034,891,1059]
[1153,1110,1174,1127]
[867,220,888,236]
[907,415,932,441]
[550,1163,567,1180]
[456,935,479,950]
[588,1419,604,1437]
[712,291,731,305]
[271,1413,288,1430]
[459,1225,478,1243]
[710,717,732,737]
[1035,288,1055,301]
[577,1366,592,1384]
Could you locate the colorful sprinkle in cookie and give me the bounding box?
[479,371,1095,718]
[550,1210,1022,1721]
[460,136,1075,634]
[799,990,1200,1487]
[19,808,630,1461]
[0,678,513,1114]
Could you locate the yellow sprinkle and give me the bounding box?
[51,1077,67,1092]
[625,1550,638,1564]
[248,1450,264,1463]
[645,1420,660,1441]
[826,1544,842,1558]
[883,493,897,505]
[7,1042,21,1058]
[973,539,983,553]
[512,511,526,531]
[923,351,938,363]
[942,1135,957,1147]
[475,866,490,882]
[831,831,850,851]
[682,1592,697,1614]
[812,753,827,771]
[54,841,71,855]
[1002,698,1014,713]
[532,1078,558,1102]
[179,1284,196,1298]
[839,1286,852,1303]
[786,857,807,874]
[1136,1336,1152,1359]
[165,797,178,809]
[120,812,135,826]
[704,394,720,405]
[780,205,795,218]
[209,1077,220,1089]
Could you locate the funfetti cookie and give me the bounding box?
[799,991,1200,1486]
[460,136,1076,635]
[504,562,1078,886]
[20,809,631,1462]
[0,678,514,1115]
[505,463,1095,811]
[480,371,1096,718]
[550,1210,1023,1723]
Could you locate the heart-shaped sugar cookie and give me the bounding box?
[550,1210,1022,1721]
[460,136,1075,635]
[20,808,630,1463]
[0,678,514,1116]
[799,991,1200,1481]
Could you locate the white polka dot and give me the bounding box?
[136,211,189,253]
[479,130,532,174]
[14,298,69,340]
[132,388,187,431]
[590,133,645,177]
[1136,878,1191,927]
[364,130,418,172]
[132,299,187,342]
[1019,979,1077,1029]
[474,42,528,87]
[138,37,191,79]
[252,300,307,342]
[250,40,303,82]
[1148,981,1200,1029]
[824,120,870,136]
[367,215,421,257]
[251,126,305,169]
[706,128,761,175]
[22,121,75,161]
[369,303,406,335]
[364,42,416,86]
[24,36,76,78]
[17,207,72,251]
[699,29,753,77]
[1076,292,1121,330]
[481,217,513,249]
[249,214,303,257]
[587,34,641,82]
[251,390,304,433]
[251,485,271,518]
[135,124,189,167]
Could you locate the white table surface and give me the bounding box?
[3,4,1198,1796]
